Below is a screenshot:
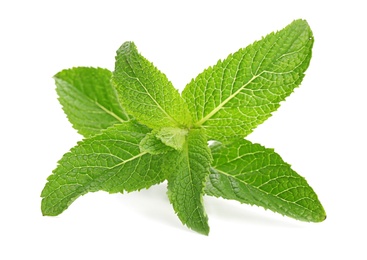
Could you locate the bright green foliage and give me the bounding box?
[182,20,313,141]
[167,129,211,235]
[156,127,188,151]
[112,42,192,129]
[41,122,166,216]
[55,67,129,137]
[42,19,326,235]
[205,140,326,222]
[139,131,174,155]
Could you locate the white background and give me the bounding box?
[1,0,366,259]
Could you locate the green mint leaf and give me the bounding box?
[205,140,326,222]
[112,42,192,129]
[167,129,212,235]
[41,122,166,216]
[182,19,313,141]
[55,67,129,138]
[156,127,188,151]
[139,132,174,155]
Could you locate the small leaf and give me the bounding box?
[139,132,174,155]
[205,140,326,222]
[182,19,314,141]
[156,127,188,151]
[112,42,192,129]
[167,129,212,235]
[41,122,166,216]
[55,67,129,138]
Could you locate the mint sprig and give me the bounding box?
[41,19,326,235]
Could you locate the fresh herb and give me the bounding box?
[41,19,326,235]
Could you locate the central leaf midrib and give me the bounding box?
[58,78,127,123]
[123,56,181,127]
[211,167,317,214]
[183,139,205,225]
[195,74,260,126]
[95,102,126,123]
[111,151,148,169]
[44,150,148,205]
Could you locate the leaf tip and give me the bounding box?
[40,202,54,217]
[190,224,210,236]
[200,228,210,236]
[116,41,137,56]
[291,18,310,27]
[316,209,327,223]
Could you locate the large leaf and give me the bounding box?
[55,67,129,137]
[167,129,212,235]
[182,19,313,141]
[112,42,192,129]
[41,122,166,216]
[205,140,326,222]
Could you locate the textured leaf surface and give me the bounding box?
[205,140,326,222]
[55,67,129,137]
[139,132,174,155]
[182,19,313,141]
[167,129,212,235]
[112,42,192,129]
[41,122,166,216]
[156,127,188,151]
